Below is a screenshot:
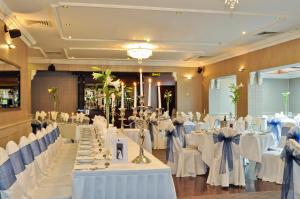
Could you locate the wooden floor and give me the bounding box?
[152,149,281,199]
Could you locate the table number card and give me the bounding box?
[112,138,128,163]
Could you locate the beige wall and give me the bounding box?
[202,38,300,117]
[0,20,31,147]
[30,64,203,112]
[31,72,78,113]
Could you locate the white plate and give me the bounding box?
[78,150,92,156]
[77,159,94,163]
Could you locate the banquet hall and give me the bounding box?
[1,0,300,199]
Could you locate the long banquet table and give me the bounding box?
[72,126,177,199]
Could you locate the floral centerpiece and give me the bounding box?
[281,91,290,115]
[48,87,59,111]
[229,83,243,118]
[92,69,120,128]
[164,90,172,115]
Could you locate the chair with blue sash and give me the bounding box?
[0,147,29,199]
[29,132,48,173]
[6,141,33,196]
[183,121,196,134]
[259,126,300,184]
[207,127,245,187]
[281,139,300,199]
[267,118,282,144]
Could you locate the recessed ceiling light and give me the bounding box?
[62,5,69,8]
[65,23,71,26]
[71,56,74,59]
[242,31,246,35]
[68,36,72,39]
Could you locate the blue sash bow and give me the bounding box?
[287,130,300,143]
[267,119,281,143]
[174,122,185,147]
[20,145,34,165]
[0,160,17,190]
[214,119,221,128]
[9,150,25,175]
[44,134,51,146]
[281,145,300,199]
[213,133,240,174]
[30,140,41,157]
[166,130,176,162]
[38,137,47,152]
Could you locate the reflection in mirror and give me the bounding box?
[0,60,20,109]
[209,75,236,117]
[248,64,300,117]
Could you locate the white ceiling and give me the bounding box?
[1,0,300,67]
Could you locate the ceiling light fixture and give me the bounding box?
[242,31,246,35]
[225,0,239,9]
[127,43,154,64]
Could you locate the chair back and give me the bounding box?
[6,141,25,176]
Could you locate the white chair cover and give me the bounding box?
[6,141,32,195]
[169,136,206,177]
[207,127,245,187]
[0,147,29,199]
[196,112,201,121]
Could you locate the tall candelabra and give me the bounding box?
[132,96,152,164]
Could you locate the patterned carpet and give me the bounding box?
[179,191,281,199]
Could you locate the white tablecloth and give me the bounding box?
[185,131,275,166]
[58,123,77,140]
[72,130,176,199]
[122,129,152,153]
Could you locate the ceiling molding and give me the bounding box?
[68,47,205,54]
[28,57,198,67]
[51,5,220,47]
[201,28,300,66]
[31,46,47,58]
[0,0,36,46]
[56,2,280,17]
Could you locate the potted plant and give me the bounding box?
[229,83,243,118]
[48,87,59,111]
[164,90,172,115]
[92,69,120,127]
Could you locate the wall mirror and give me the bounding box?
[0,60,20,109]
[209,75,237,117]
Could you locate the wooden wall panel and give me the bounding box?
[0,19,30,145]
[202,38,300,117]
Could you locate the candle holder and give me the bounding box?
[119,108,126,133]
[132,95,151,164]
[132,107,138,118]
[111,106,116,125]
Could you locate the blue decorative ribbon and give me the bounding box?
[287,129,300,143]
[148,121,157,142]
[267,119,281,143]
[20,145,34,165]
[174,122,185,147]
[281,145,300,199]
[38,137,47,152]
[44,134,51,146]
[51,129,58,141]
[166,130,176,162]
[213,133,240,174]
[56,127,61,136]
[9,150,25,175]
[183,124,195,134]
[0,159,17,190]
[30,140,41,157]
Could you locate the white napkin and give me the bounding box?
[40,111,47,120]
[35,111,40,120]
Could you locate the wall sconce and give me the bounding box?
[185,75,192,80]
[238,66,245,72]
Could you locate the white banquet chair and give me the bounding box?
[207,127,245,187]
[259,126,300,184]
[0,147,29,199]
[6,141,32,195]
[170,136,207,177]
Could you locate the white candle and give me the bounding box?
[148,78,151,107]
[157,82,161,108]
[139,68,143,96]
[121,82,124,108]
[133,82,137,108]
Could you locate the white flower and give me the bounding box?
[110,79,120,91]
[106,76,113,85]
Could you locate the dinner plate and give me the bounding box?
[78,150,92,156]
